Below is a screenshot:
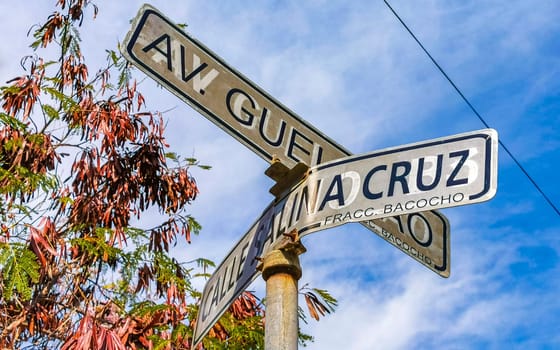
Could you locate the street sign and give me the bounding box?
[287,128,498,231]
[121,4,452,272]
[245,128,498,242]
[122,4,348,169]
[193,128,498,347]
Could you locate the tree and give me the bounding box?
[0,1,335,349]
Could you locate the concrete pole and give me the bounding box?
[260,243,305,350]
[262,160,309,350]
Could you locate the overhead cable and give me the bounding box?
[384,0,559,217]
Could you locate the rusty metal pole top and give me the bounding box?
[261,249,302,282]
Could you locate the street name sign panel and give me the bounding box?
[287,128,498,232]
[193,128,497,347]
[244,128,497,244]
[122,4,348,169]
[122,4,452,273]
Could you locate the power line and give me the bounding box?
[383,0,560,217]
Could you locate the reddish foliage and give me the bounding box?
[29,218,59,270]
[229,291,261,320]
[65,100,199,245]
[38,12,64,47]
[0,125,58,195]
[2,61,44,120]
[61,311,127,350]
[0,1,274,349]
[0,0,199,347]
[61,54,89,93]
[303,291,333,321]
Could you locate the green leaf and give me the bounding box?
[0,112,28,130]
[0,243,40,301]
[42,104,60,120]
[129,301,169,318]
[165,152,178,161]
[187,215,202,235]
[42,86,78,113]
[106,49,119,65]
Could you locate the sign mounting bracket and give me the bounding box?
[265,157,309,199]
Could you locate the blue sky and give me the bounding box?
[1,1,559,349]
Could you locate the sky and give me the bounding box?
[1,1,559,349]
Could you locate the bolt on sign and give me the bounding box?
[121,4,453,275]
[192,128,498,348]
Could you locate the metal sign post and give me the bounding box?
[258,232,306,350]
[257,164,310,350]
[263,250,301,350]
